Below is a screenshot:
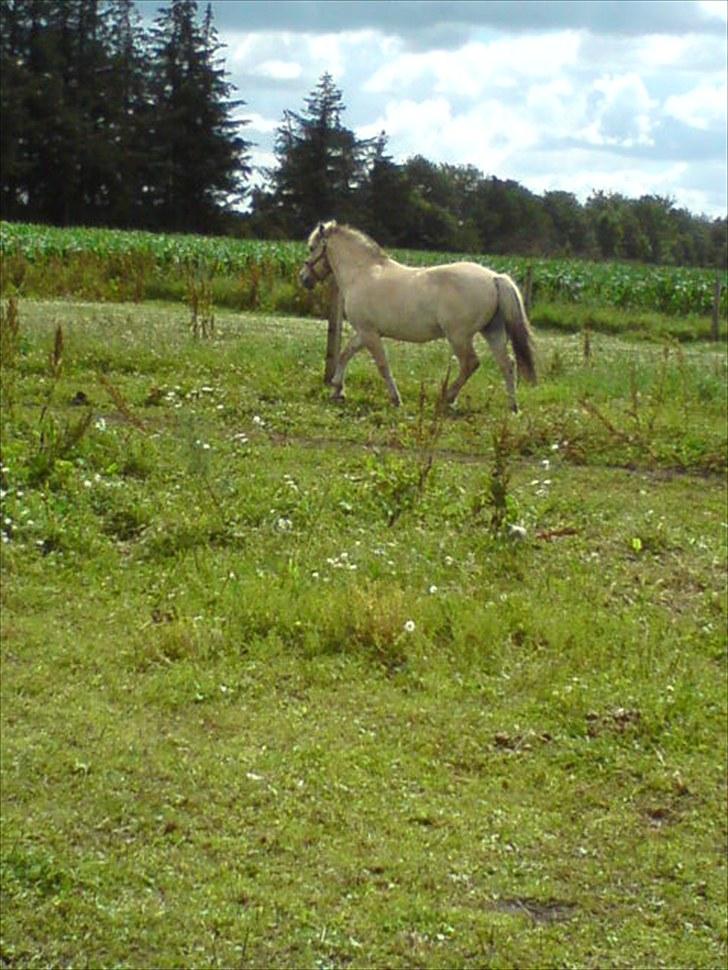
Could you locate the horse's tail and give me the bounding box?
[495,274,537,384]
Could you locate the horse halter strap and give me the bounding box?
[305,240,331,281]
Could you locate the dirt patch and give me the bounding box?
[489,896,578,924]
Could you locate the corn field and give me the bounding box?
[1,220,725,318]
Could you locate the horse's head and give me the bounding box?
[299,221,336,290]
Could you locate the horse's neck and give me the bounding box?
[329,237,381,291]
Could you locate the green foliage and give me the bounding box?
[2,221,725,329]
[0,294,21,426]
[1,298,726,968]
[0,0,250,231]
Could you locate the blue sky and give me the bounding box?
[139,0,728,217]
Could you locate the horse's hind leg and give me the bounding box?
[361,331,402,406]
[444,338,480,404]
[330,332,364,401]
[483,317,518,412]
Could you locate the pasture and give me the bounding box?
[1,292,726,968]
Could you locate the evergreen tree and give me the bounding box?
[147,0,251,232]
[0,0,76,222]
[258,72,376,236]
[0,0,30,219]
[357,132,410,245]
[103,0,155,227]
[1,0,149,225]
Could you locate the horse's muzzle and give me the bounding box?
[299,268,315,290]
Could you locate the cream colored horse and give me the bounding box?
[300,221,536,411]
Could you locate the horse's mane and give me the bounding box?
[331,223,388,263]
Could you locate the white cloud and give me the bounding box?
[365,32,582,99]
[255,60,302,81]
[243,111,279,134]
[664,80,728,130]
[579,74,657,148]
[359,96,538,172]
[215,7,727,218]
[525,155,690,201]
[697,0,728,22]
[636,34,694,68]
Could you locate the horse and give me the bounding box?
[299,221,537,411]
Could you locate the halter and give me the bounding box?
[303,239,332,282]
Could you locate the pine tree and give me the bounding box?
[1,0,131,225]
[0,1,73,222]
[147,0,250,232]
[102,0,154,227]
[260,73,376,237]
[358,132,409,244]
[0,0,30,219]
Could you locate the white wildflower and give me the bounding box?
[403,620,416,634]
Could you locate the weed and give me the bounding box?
[365,384,444,527]
[97,372,147,432]
[21,324,95,486]
[0,294,20,424]
[186,262,216,339]
[27,408,94,487]
[471,418,520,535]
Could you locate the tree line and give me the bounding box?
[1,0,726,268]
[1,0,249,232]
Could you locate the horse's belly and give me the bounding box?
[377,315,442,342]
[348,278,444,342]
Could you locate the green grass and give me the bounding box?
[1,298,726,968]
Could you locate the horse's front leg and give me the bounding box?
[330,333,364,402]
[362,332,402,407]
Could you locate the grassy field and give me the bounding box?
[1,296,726,969]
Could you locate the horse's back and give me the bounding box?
[420,261,500,326]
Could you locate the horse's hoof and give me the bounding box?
[331,392,345,405]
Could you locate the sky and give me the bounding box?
[139,0,728,218]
